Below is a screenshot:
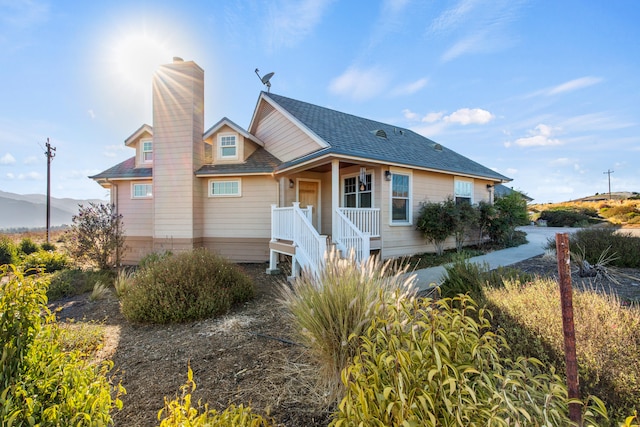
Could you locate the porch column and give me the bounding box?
[331,159,339,241]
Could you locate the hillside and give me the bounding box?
[0,190,106,230]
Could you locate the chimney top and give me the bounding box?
[173,57,184,63]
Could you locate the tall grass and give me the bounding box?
[279,250,415,395]
[484,278,640,423]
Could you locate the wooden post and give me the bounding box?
[555,233,581,425]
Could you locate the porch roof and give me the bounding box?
[195,147,281,176]
[263,92,510,182]
[89,157,152,180]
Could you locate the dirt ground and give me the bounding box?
[49,257,640,427]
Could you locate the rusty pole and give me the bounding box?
[555,232,581,425]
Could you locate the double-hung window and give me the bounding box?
[454,179,473,205]
[142,140,152,162]
[209,179,241,197]
[132,182,152,198]
[391,173,411,224]
[219,134,237,159]
[343,173,372,208]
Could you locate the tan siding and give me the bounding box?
[203,176,278,238]
[121,236,154,265]
[203,237,270,263]
[116,181,153,236]
[254,108,322,161]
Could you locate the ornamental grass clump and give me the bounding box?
[485,277,640,424]
[332,293,607,426]
[120,249,254,323]
[279,250,416,395]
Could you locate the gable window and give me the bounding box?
[454,179,473,205]
[218,134,237,159]
[209,179,241,197]
[142,140,153,162]
[343,173,372,208]
[132,182,152,199]
[390,173,411,224]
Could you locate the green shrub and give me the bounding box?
[41,241,56,251]
[158,366,273,426]
[539,207,600,227]
[0,236,18,266]
[0,265,124,425]
[439,255,535,299]
[485,278,640,424]
[19,237,39,255]
[332,294,607,426]
[569,227,640,268]
[280,251,414,394]
[120,249,254,323]
[47,268,114,301]
[21,249,70,274]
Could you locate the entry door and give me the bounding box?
[298,180,320,230]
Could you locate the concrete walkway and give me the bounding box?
[412,226,580,292]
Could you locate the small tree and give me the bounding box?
[475,200,495,246]
[67,203,126,269]
[416,198,456,256]
[489,192,529,246]
[453,201,478,252]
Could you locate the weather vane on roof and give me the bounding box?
[255,68,275,93]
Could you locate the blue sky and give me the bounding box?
[1,0,639,203]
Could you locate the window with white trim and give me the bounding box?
[390,173,411,224]
[132,183,152,198]
[218,134,237,159]
[454,179,473,205]
[343,173,372,208]
[209,179,241,197]
[142,140,153,162]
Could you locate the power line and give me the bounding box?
[603,169,614,200]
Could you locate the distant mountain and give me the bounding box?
[0,190,106,230]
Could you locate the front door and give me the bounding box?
[298,179,320,230]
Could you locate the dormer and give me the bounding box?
[125,124,154,168]
[203,117,263,165]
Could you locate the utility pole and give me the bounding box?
[45,138,56,244]
[603,169,614,200]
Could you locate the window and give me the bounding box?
[132,183,152,198]
[391,173,410,224]
[218,134,237,159]
[142,140,152,162]
[343,173,372,208]
[454,179,473,205]
[209,179,241,197]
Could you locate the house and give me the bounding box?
[494,184,533,203]
[90,58,510,275]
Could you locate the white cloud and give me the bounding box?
[103,144,127,158]
[444,108,494,125]
[402,109,420,121]
[422,112,445,123]
[507,124,562,148]
[0,153,16,165]
[391,78,428,96]
[88,109,96,119]
[265,0,334,50]
[550,157,573,166]
[329,66,389,101]
[6,172,14,179]
[506,168,518,175]
[23,156,38,165]
[547,76,603,95]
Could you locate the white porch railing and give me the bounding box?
[334,208,370,264]
[337,208,381,237]
[271,203,326,278]
[271,204,313,241]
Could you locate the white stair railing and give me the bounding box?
[337,208,381,237]
[271,204,313,241]
[334,208,370,264]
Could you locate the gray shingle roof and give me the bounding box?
[195,147,281,175]
[89,157,152,180]
[265,93,510,181]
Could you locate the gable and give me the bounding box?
[250,96,326,162]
